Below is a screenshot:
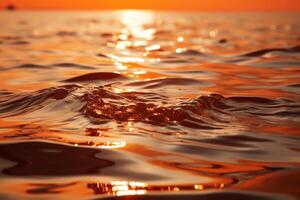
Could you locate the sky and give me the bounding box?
[1,0,300,11]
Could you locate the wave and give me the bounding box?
[126,77,205,88]
[1,84,299,130]
[238,45,300,57]
[13,63,97,70]
[63,72,128,83]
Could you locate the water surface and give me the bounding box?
[0,10,300,200]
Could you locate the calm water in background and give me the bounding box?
[0,10,300,200]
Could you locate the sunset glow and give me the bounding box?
[1,0,300,11]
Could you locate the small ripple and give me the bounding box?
[238,45,300,57]
[126,77,205,88]
[288,84,300,88]
[51,63,96,69]
[13,63,96,70]
[63,72,128,82]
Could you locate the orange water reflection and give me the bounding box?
[87,180,228,196]
[0,10,300,200]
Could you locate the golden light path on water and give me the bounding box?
[113,10,157,64]
[87,180,227,196]
[73,141,127,149]
[72,10,205,194]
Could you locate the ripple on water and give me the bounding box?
[0,11,300,200]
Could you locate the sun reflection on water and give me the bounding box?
[119,10,155,39]
[72,141,127,149]
[87,181,227,196]
[97,141,127,149]
[113,10,157,63]
[111,181,148,196]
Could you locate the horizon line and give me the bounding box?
[1,7,300,12]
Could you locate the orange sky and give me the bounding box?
[1,0,300,11]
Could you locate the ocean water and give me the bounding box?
[0,10,300,200]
